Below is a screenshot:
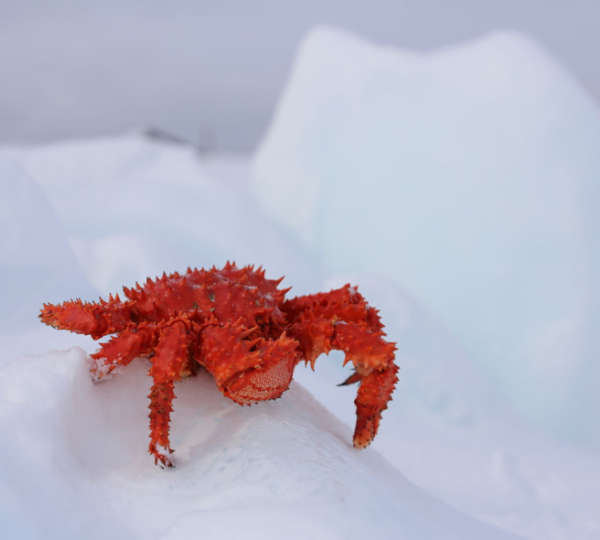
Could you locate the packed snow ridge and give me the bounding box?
[0,349,521,540]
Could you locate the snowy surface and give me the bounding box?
[0,349,521,540]
[253,27,600,449]
[2,28,600,540]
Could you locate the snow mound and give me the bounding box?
[0,154,96,365]
[0,154,94,322]
[0,348,520,540]
[6,135,316,297]
[252,27,600,448]
[296,273,600,540]
[4,131,599,539]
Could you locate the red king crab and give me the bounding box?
[40,263,399,467]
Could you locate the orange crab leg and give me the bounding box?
[90,323,157,381]
[284,286,398,449]
[148,381,176,467]
[351,361,399,449]
[147,319,192,467]
[40,296,133,339]
[283,284,385,332]
[332,322,398,448]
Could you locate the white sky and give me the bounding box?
[1,0,599,150]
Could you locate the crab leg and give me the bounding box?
[285,286,398,448]
[147,319,192,467]
[40,296,133,339]
[283,284,385,333]
[90,323,157,381]
[350,361,399,448]
[333,322,398,448]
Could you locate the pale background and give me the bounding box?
[1,0,598,150]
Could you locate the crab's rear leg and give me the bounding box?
[147,319,194,467]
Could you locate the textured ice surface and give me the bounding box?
[253,27,600,448]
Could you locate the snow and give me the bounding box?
[6,135,316,298]
[0,349,521,540]
[0,156,94,325]
[0,155,97,365]
[252,26,600,449]
[1,26,600,540]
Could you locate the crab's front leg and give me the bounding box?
[147,318,194,467]
[284,286,398,448]
[352,365,399,448]
[335,323,399,448]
